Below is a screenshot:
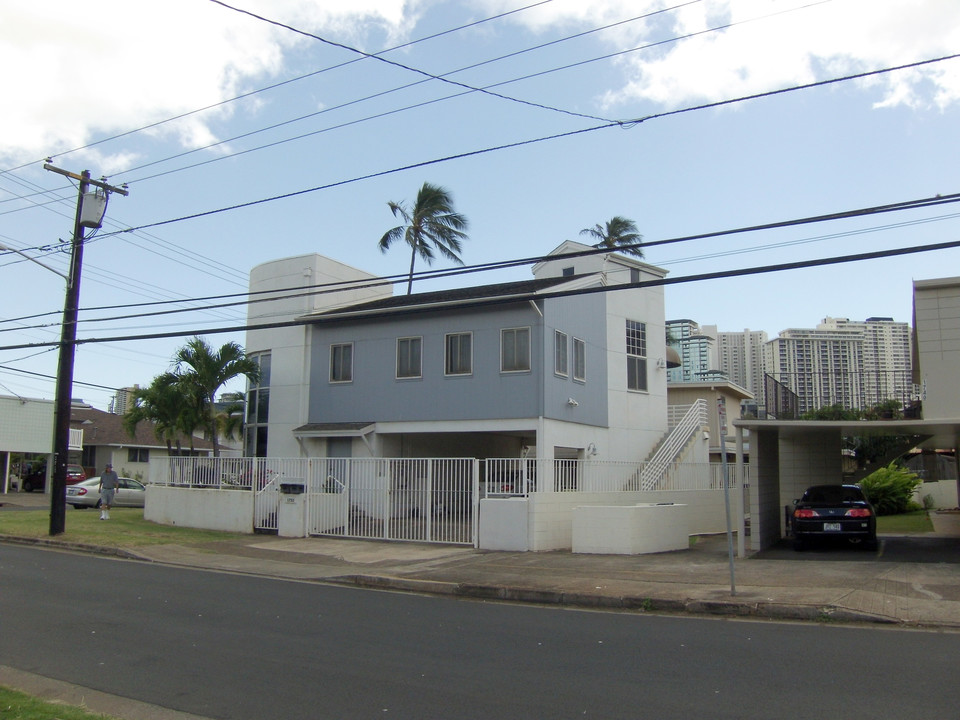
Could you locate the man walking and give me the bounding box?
[99,463,120,520]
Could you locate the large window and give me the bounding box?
[501,327,531,372]
[330,343,353,383]
[396,336,422,379]
[127,448,149,463]
[573,337,586,382]
[244,352,271,457]
[445,332,472,375]
[554,331,568,377]
[626,320,648,391]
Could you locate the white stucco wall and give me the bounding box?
[145,485,254,533]
[913,277,960,421]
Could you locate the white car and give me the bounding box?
[66,476,146,509]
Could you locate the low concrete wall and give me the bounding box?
[145,486,254,533]
[915,480,959,510]
[526,489,733,552]
[479,498,529,551]
[572,503,689,555]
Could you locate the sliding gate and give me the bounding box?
[306,457,478,545]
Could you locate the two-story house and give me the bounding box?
[245,241,671,467]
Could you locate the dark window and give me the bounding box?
[397,337,422,379]
[554,331,568,376]
[627,319,648,391]
[445,333,472,375]
[502,327,531,372]
[330,343,353,382]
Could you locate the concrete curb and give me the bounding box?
[331,574,902,625]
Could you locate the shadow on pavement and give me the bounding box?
[754,536,960,563]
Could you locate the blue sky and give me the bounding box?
[2,0,959,411]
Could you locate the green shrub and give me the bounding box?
[859,463,922,515]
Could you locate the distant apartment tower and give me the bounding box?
[716,329,768,407]
[666,319,719,383]
[110,385,139,415]
[764,317,911,414]
[819,317,912,408]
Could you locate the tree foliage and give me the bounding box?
[859,463,922,515]
[125,338,259,458]
[378,182,469,294]
[579,216,644,257]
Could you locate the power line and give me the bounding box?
[208,0,613,124]
[0,0,558,176]
[96,52,960,238]
[5,188,957,332]
[2,237,957,354]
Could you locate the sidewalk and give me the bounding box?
[4,491,960,628]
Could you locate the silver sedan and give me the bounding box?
[66,476,147,509]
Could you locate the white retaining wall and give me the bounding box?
[145,486,254,533]
[480,488,735,552]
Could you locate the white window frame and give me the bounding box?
[501,326,531,373]
[396,336,422,379]
[626,320,648,392]
[554,330,568,377]
[330,342,354,383]
[445,332,473,376]
[573,337,586,382]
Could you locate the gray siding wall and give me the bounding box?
[308,303,546,423]
[306,294,610,427]
[541,291,608,427]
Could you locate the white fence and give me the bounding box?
[154,457,748,547]
[482,457,746,496]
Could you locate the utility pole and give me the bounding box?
[44,163,128,536]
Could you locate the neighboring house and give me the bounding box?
[667,380,753,462]
[0,396,216,493]
[72,404,218,482]
[245,241,672,466]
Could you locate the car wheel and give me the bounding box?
[95,498,102,508]
[23,479,34,492]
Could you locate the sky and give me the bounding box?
[1,0,959,412]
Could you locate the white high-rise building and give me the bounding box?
[716,329,768,407]
[666,319,718,383]
[111,385,139,415]
[764,317,911,414]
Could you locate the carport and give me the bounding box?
[733,417,960,553]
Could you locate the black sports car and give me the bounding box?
[791,484,877,551]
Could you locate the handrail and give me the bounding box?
[639,399,707,490]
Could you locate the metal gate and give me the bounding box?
[306,457,477,545]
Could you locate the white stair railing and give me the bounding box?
[638,399,707,490]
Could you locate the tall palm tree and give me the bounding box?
[173,337,261,457]
[122,372,190,455]
[579,216,644,258]
[378,182,469,294]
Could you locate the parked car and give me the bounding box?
[66,476,146,509]
[791,484,877,551]
[20,464,86,492]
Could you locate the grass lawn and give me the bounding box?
[0,686,118,720]
[0,508,248,548]
[876,509,934,534]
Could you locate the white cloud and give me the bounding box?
[0,0,414,169]
[481,0,960,111]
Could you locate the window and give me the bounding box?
[244,351,271,458]
[562,266,575,277]
[573,337,586,382]
[396,337,422,379]
[127,448,149,463]
[626,319,648,391]
[445,332,472,375]
[501,327,531,372]
[630,267,641,284]
[330,343,353,383]
[554,331,568,376]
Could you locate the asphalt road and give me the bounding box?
[1,544,958,720]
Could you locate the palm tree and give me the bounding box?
[378,182,469,294]
[122,372,190,455]
[579,216,644,257]
[172,337,261,457]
